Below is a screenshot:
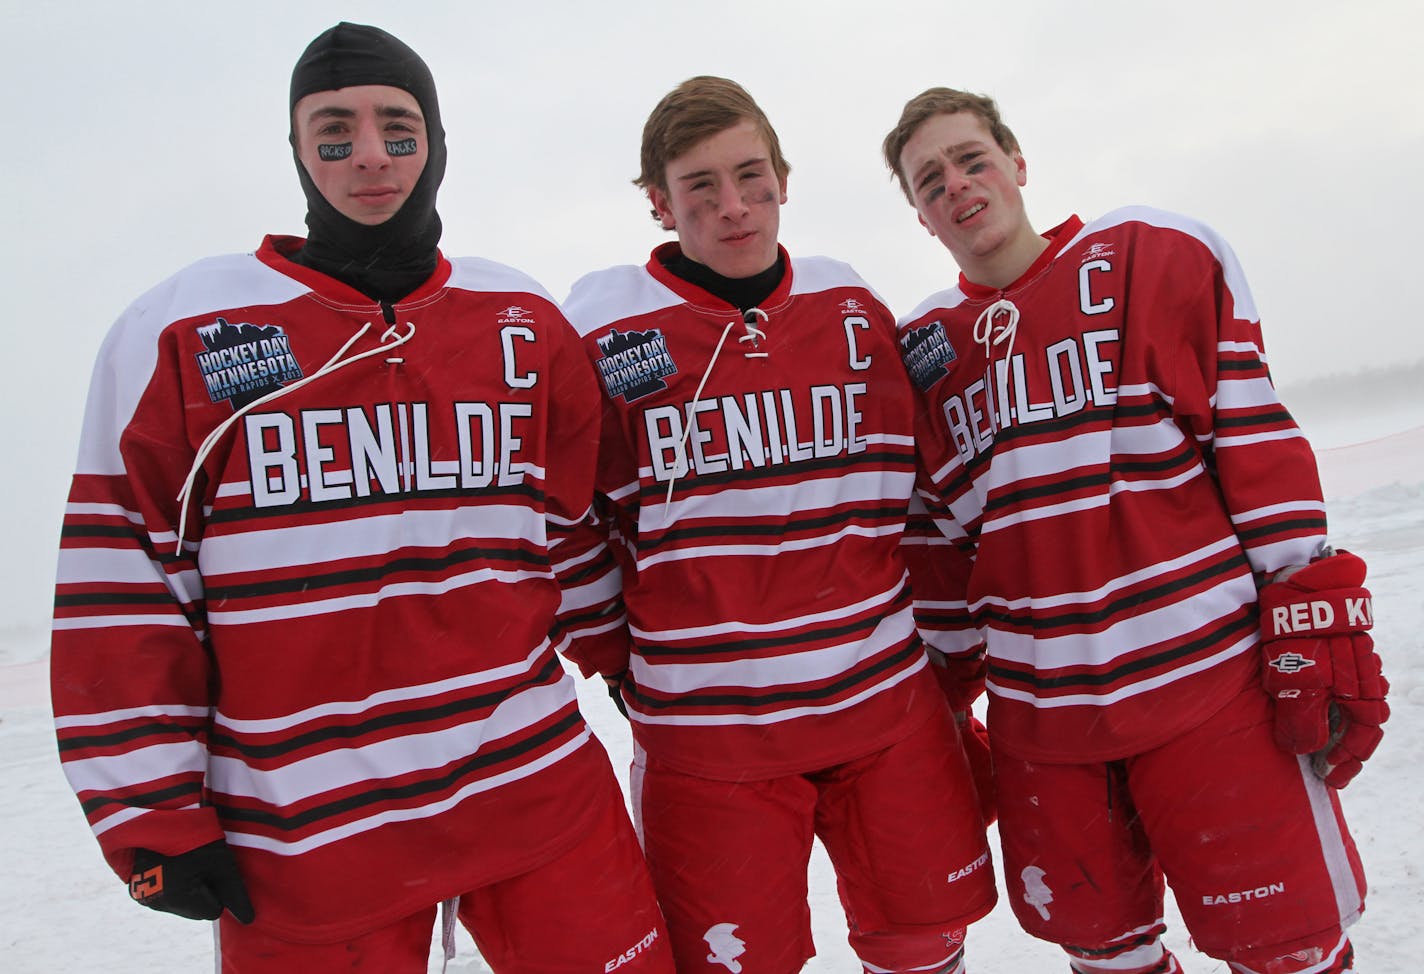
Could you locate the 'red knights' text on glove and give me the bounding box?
[1258,550,1389,788]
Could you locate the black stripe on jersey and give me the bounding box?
[203,543,548,601]
[1108,442,1201,475]
[1215,409,1295,429]
[637,449,913,502]
[54,590,187,608]
[1217,358,1265,372]
[645,503,908,549]
[211,710,584,831]
[988,611,1254,691]
[208,655,565,760]
[629,638,922,711]
[58,717,205,755]
[556,548,620,587]
[80,779,203,817]
[59,521,190,568]
[204,480,546,526]
[637,590,911,659]
[1235,515,1327,543]
[987,471,1111,513]
[979,548,1249,633]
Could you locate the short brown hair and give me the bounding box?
[882,88,1018,203]
[635,76,791,221]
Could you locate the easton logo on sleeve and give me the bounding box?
[194,318,305,410]
[900,320,957,391]
[595,327,679,403]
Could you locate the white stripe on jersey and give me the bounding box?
[633,607,916,696]
[214,643,557,733]
[1214,428,1308,449]
[630,655,927,727]
[62,740,210,809]
[972,536,1243,613]
[631,578,904,642]
[56,547,204,605]
[53,613,195,632]
[1216,374,1286,411]
[206,565,555,625]
[637,522,905,569]
[1230,499,1328,527]
[979,466,1205,536]
[208,679,580,804]
[987,573,1257,668]
[200,503,547,572]
[55,702,211,729]
[224,730,592,857]
[988,629,1257,708]
[644,468,914,529]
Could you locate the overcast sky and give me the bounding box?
[3,0,1421,634]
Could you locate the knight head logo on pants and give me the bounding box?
[703,922,746,973]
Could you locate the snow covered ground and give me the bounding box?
[2,423,1419,973]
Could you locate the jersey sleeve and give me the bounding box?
[1162,226,1328,576]
[546,317,632,678]
[51,308,226,881]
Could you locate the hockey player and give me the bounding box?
[50,22,672,973]
[880,88,1389,974]
[558,76,996,974]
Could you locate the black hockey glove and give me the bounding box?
[604,671,629,719]
[128,840,255,923]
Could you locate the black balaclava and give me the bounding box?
[288,22,446,304]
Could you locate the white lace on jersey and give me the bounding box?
[173,319,418,553]
[661,307,770,518]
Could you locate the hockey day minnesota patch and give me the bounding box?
[595,327,679,403]
[900,320,957,391]
[194,317,305,410]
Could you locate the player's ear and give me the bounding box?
[918,210,936,238]
[1013,151,1027,188]
[648,186,676,230]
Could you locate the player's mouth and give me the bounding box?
[721,230,758,245]
[956,202,986,224]
[352,187,402,206]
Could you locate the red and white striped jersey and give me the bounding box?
[899,209,1328,764]
[560,243,946,781]
[51,235,618,943]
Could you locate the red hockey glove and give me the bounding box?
[928,645,987,716]
[929,646,996,823]
[1259,550,1388,788]
[957,713,997,826]
[128,840,255,923]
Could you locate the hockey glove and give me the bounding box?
[604,671,629,719]
[928,646,996,823]
[128,840,255,923]
[958,713,996,826]
[1259,550,1389,788]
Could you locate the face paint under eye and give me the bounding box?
[318,143,353,162]
[385,138,419,156]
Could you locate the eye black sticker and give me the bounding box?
[317,143,353,161]
[385,138,419,156]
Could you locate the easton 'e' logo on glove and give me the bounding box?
[1258,550,1389,788]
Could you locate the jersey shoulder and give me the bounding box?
[1068,206,1256,322]
[562,263,683,338]
[445,255,556,305]
[117,251,309,342]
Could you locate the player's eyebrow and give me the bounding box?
[676,157,769,183]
